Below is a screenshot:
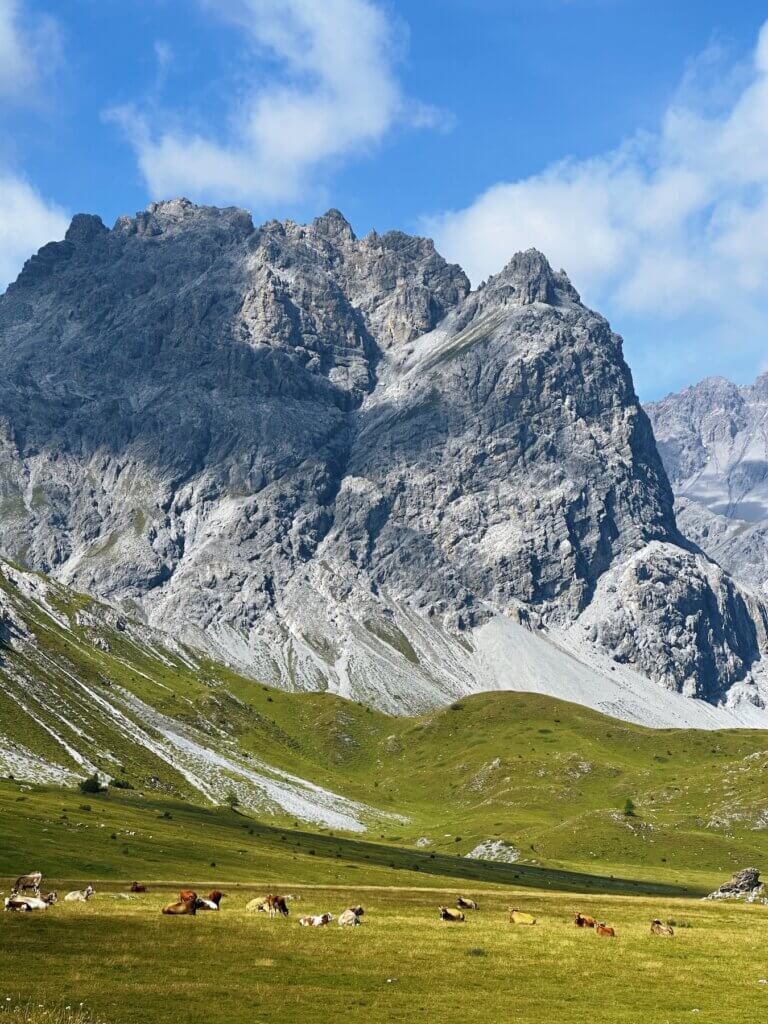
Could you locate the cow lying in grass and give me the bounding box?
[196,890,225,911]
[65,885,94,902]
[596,923,616,937]
[439,907,465,922]
[650,919,674,937]
[130,882,146,893]
[5,891,57,912]
[508,908,536,925]
[299,913,333,927]
[457,897,478,911]
[574,913,597,928]
[338,906,364,927]
[162,892,197,916]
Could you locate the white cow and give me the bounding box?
[65,885,94,902]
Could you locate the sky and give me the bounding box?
[2,1,768,400]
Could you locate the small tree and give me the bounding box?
[623,797,636,817]
[224,789,240,810]
[79,773,105,795]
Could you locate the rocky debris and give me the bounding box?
[1,199,768,718]
[465,839,520,863]
[704,867,767,903]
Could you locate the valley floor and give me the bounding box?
[1,883,767,1024]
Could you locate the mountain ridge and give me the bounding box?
[2,198,768,723]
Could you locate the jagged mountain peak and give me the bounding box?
[483,248,581,307]
[2,202,768,725]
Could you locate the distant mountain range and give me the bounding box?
[2,198,768,727]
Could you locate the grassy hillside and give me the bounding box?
[1,558,768,884]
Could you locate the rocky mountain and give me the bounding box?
[2,198,768,726]
[647,376,768,596]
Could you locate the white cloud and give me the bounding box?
[0,174,68,290]
[0,0,59,100]
[426,20,768,376]
[111,0,428,206]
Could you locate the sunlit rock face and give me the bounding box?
[1,198,767,722]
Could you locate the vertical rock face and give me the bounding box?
[647,376,768,597]
[1,198,767,722]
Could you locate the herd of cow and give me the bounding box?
[3,872,677,937]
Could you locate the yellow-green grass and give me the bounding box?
[1,884,767,1024]
[0,783,697,896]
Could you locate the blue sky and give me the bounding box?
[3,1,768,399]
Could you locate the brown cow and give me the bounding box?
[596,922,616,937]
[574,913,597,928]
[264,894,290,918]
[650,919,674,937]
[130,882,146,893]
[439,906,465,922]
[162,892,197,916]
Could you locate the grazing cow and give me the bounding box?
[457,897,478,911]
[508,908,537,925]
[129,882,146,893]
[338,906,364,927]
[439,906,465,922]
[650,919,674,937]
[595,923,616,938]
[299,913,333,927]
[12,872,42,895]
[265,894,291,918]
[6,891,57,912]
[196,890,226,911]
[574,913,597,929]
[65,885,94,903]
[162,893,197,916]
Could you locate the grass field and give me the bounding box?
[2,882,768,1024]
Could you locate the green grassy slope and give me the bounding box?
[1,559,768,884]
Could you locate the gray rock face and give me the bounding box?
[704,867,765,902]
[1,198,768,720]
[647,375,768,597]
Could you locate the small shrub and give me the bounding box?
[109,778,134,790]
[79,804,92,812]
[466,947,487,957]
[623,798,636,817]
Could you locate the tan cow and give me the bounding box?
[162,892,197,916]
[338,906,364,927]
[508,908,537,925]
[574,913,597,928]
[596,922,616,937]
[456,897,478,911]
[650,919,674,937]
[439,906,465,922]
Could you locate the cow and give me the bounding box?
[162,892,197,916]
[299,913,333,927]
[456,897,478,911]
[65,885,94,903]
[196,890,226,911]
[596,923,616,937]
[508,908,537,925]
[12,872,42,895]
[129,882,146,893]
[179,889,196,904]
[338,906,364,927]
[5,891,57,912]
[264,894,291,918]
[245,896,268,913]
[574,913,597,928]
[650,919,674,937]
[439,906,465,922]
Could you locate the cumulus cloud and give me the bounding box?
[0,0,59,99]
[425,21,768,392]
[0,175,68,290]
[111,0,429,206]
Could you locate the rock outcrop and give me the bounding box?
[704,867,766,902]
[1,199,768,722]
